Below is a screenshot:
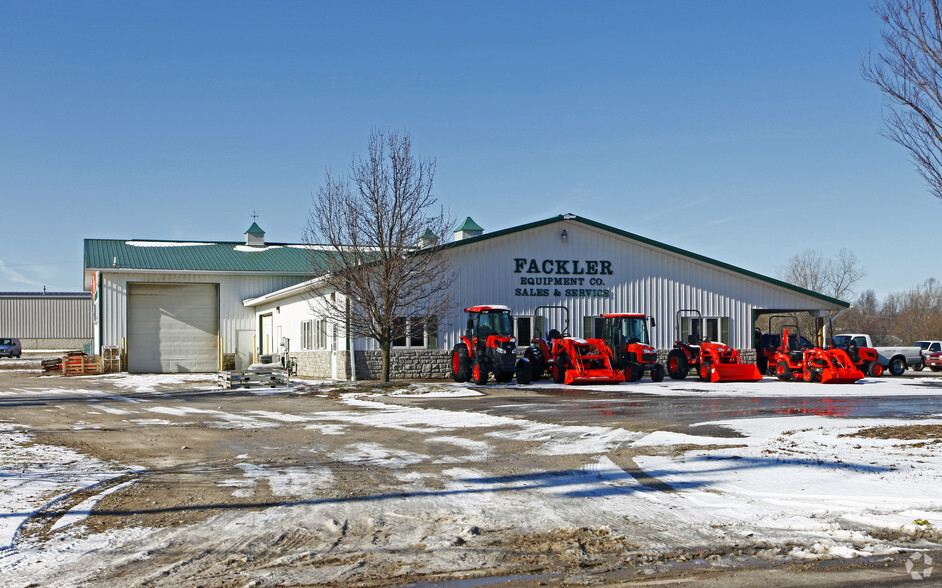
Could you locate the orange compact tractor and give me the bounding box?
[451,305,532,386]
[772,323,863,384]
[524,306,624,385]
[598,313,665,382]
[830,334,883,377]
[666,309,762,382]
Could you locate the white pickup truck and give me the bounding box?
[832,334,923,376]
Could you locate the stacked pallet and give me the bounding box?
[62,352,102,376]
[219,368,289,389]
[41,358,62,373]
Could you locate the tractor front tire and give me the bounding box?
[698,360,712,382]
[472,361,489,385]
[495,370,514,383]
[525,349,544,382]
[451,345,471,382]
[667,350,688,380]
[553,353,569,384]
[651,363,666,382]
[868,362,884,377]
[756,356,768,376]
[515,359,532,385]
[625,362,642,382]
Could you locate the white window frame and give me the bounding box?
[301,320,313,350]
[392,316,438,349]
[680,316,731,345]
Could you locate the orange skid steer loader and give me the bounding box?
[666,309,762,383]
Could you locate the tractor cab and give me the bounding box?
[599,314,665,382]
[465,305,514,349]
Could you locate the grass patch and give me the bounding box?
[839,425,942,440]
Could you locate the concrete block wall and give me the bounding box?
[292,347,757,381]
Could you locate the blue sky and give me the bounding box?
[2,1,937,299]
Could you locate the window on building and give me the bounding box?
[301,320,313,350]
[582,316,604,339]
[392,316,438,348]
[679,316,730,345]
[514,315,545,344]
[314,319,328,349]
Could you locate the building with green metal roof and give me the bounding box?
[85,216,847,377]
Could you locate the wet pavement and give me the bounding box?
[409,385,942,431]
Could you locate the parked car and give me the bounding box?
[925,351,942,372]
[0,337,22,358]
[833,334,922,376]
[914,341,942,371]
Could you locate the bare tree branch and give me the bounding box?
[864,0,942,203]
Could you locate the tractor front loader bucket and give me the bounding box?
[706,362,763,383]
[561,338,626,385]
[818,351,864,384]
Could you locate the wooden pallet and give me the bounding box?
[62,353,102,376]
[219,368,290,389]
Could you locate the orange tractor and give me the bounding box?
[830,334,883,377]
[771,322,863,384]
[598,313,665,382]
[451,305,532,385]
[666,309,762,382]
[524,306,624,385]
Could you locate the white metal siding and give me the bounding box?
[438,221,842,351]
[127,283,219,373]
[0,295,92,338]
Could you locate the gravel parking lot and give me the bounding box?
[1,358,941,586]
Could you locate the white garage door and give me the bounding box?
[127,283,219,373]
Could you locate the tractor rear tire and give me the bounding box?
[515,359,532,385]
[451,345,471,383]
[472,360,489,385]
[667,350,688,380]
[775,363,792,381]
[651,363,666,382]
[888,357,906,376]
[553,352,569,384]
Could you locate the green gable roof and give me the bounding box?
[245,222,265,235]
[444,214,849,308]
[456,217,484,232]
[84,239,322,274]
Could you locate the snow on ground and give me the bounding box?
[1,372,941,583]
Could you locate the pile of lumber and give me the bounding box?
[41,358,62,373]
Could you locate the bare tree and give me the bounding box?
[303,129,455,381]
[776,248,866,339]
[863,0,942,203]
[777,248,865,302]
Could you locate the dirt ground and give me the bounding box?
[0,361,938,586]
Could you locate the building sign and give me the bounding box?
[512,258,612,298]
